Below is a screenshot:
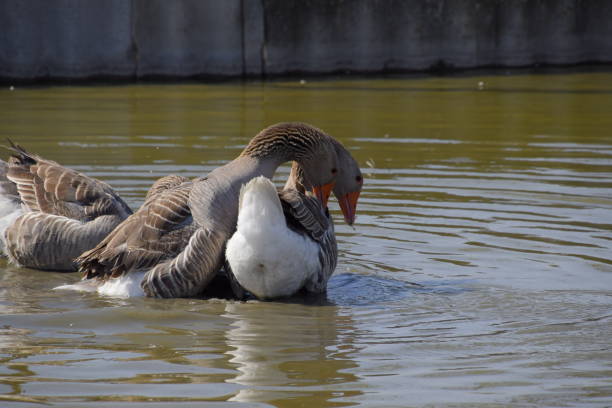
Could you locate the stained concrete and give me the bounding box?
[0,0,134,80]
[1,0,611,81]
[133,0,244,77]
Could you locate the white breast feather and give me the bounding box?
[226,177,320,299]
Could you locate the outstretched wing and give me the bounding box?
[5,142,131,221]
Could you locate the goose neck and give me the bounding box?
[240,122,329,165]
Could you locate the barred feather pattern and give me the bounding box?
[0,143,132,271]
[279,189,330,241]
[278,189,338,293]
[78,122,342,298]
[4,212,124,271]
[76,180,196,280]
[5,144,131,221]
[240,122,326,162]
[144,174,192,203]
[141,227,225,298]
[312,222,337,292]
[77,173,245,297]
[126,172,251,298]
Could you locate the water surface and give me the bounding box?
[0,72,611,407]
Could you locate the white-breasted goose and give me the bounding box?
[225,145,362,299]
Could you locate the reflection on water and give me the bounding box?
[224,302,361,405]
[0,71,611,407]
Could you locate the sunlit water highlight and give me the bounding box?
[0,71,611,407]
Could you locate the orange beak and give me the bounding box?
[338,190,360,226]
[312,181,335,207]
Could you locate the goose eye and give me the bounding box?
[356,175,362,183]
[331,168,338,174]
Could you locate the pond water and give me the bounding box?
[0,71,611,407]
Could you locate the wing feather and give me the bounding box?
[141,227,225,297]
[4,212,125,271]
[5,143,131,221]
[143,174,191,203]
[278,189,330,242]
[278,189,337,293]
[76,179,196,280]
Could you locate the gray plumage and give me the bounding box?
[279,188,337,293]
[77,122,342,298]
[225,140,363,298]
[0,142,133,271]
[78,176,198,279]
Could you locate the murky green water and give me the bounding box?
[0,71,611,407]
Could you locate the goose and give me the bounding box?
[75,122,360,298]
[0,142,132,271]
[225,146,362,300]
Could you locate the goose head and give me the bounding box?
[331,141,362,226]
[242,122,339,203]
[296,140,338,206]
[286,139,363,225]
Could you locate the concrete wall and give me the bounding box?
[1,0,611,81]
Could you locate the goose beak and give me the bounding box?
[312,182,335,206]
[339,191,360,226]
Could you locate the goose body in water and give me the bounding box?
[225,176,336,299]
[225,147,362,300]
[75,123,359,298]
[0,143,132,271]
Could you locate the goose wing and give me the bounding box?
[77,179,197,280]
[139,176,236,297]
[278,189,338,293]
[278,189,331,242]
[140,225,226,298]
[144,174,191,203]
[5,142,131,220]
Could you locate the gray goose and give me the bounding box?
[225,147,362,299]
[76,122,358,298]
[0,143,132,271]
